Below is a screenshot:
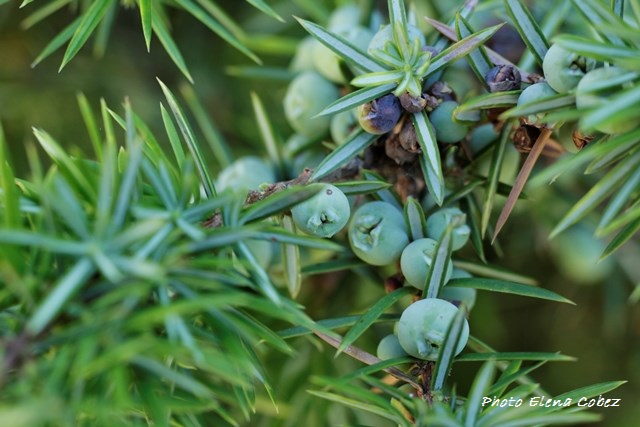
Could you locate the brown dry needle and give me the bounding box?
[492,128,553,243]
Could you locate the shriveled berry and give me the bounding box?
[399,92,427,113]
[542,44,596,94]
[376,334,408,360]
[385,132,418,165]
[284,71,339,138]
[425,81,455,103]
[357,93,402,135]
[400,238,453,290]
[397,298,469,361]
[398,120,420,153]
[428,100,468,143]
[348,201,409,266]
[291,184,350,238]
[485,64,521,92]
[426,207,471,251]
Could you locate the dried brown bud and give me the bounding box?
[384,273,404,293]
[425,81,456,102]
[572,129,594,150]
[398,120,420,153]
[511,123,540,153]
[399,92,427,113]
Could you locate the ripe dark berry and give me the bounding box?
[357,93,402,135]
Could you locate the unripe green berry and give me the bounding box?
[368,24,426,57]
[474,142,520,183]
[245,239,274,270]
[376,334,408,360]
[469,123,499,154]
[518,82,557,103]
[290,37,319,72]
[328,4,362,32]
[428,101,468,143]
[542,44,596,94]
[397,298,469,360]
[426,207,471,251]
[422,188,453,212]
[330,108,359,145]
[440,65,475,100]
[440,268,476,310]
[284,71,339,138]
[290,149,325,177]
[400,238,453,290]
[216,156,275,194]
[551,226,614,285]
[576,66,640,134]
[348,201,409,266]
[312,26,373,83]
[516,82,557,126]
[357,94,402,135]
[291,184,350,238]
[440,286,477,311]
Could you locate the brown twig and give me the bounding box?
[244,168,313,205]
[202,168,314,228]
[312,330,424,392]
[202,158,367,229]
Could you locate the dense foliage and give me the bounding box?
[1,0,638,426]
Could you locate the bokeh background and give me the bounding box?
[1,0,638,425]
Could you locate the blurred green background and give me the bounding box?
[1,0,638,425]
